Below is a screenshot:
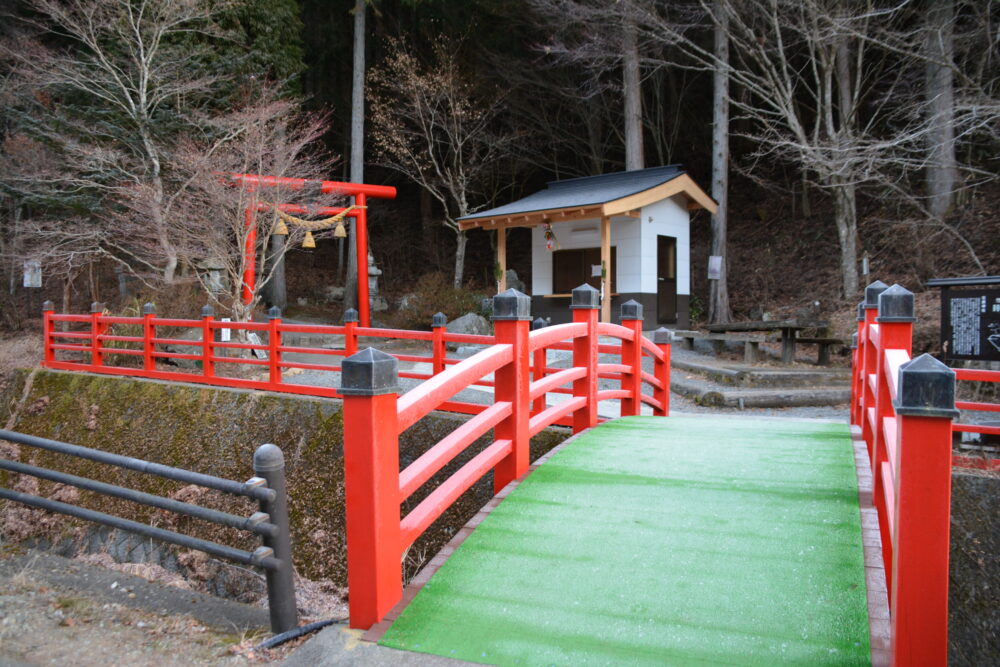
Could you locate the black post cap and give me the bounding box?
[570,284,600,310]
[877,284,915,323]
[864,280,889,308]
[343,308,359,324]
[90,302,103,313]
[653,327,672,345]
[857,301,865,322]
[620,299,643,321]
[894,353,959,419]
[201,305,214,318]
[532,317,548,330]
[253,443,285,472]
[339,347,400,396]
[431,312,447,328]
[42,300,55,312]
[142,302,156,315]
[492,288,531,321]
[268,305,282,320]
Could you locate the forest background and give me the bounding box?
[0,0,997,339]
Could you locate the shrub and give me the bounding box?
[389,273,486,331]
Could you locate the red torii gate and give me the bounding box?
[228,173,397,327]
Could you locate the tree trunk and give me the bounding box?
[831,176,859,297]
[622,8,643,171]
[266,233,287,311]
[453,229,467,289]
[925,0,957,220]
[344,0,367,311]
[708,0,731,325]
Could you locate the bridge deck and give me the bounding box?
[379,415,871,666]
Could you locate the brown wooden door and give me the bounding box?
[657,235,677,323]
[553,247,616,294]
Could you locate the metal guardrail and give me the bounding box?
[0,429,297,633]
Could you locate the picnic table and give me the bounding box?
[705,319,834,364]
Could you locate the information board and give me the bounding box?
[941,287,1000,362]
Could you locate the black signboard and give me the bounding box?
[935,281,1000,362]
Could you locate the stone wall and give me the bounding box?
[0,369,569,588]
[950,469,1000,665]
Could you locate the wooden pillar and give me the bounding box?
[267,233,287,311]
[600,215,611,323]
[356,192,370,327]
[497,224,507,292]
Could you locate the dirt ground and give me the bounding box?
[0,559,258,666]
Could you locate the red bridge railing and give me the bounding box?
[40,301,498,416]
[850,281,961,666]
[339,285,671,629]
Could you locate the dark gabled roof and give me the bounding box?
[458,165,686,222]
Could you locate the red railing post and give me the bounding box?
[871,285,914,595]
[339,347,402,630]
[571,284,600,433]
[431,312,447,376]
[201,305,215,379]
[42,300,55,366]
[850,302,864,426]
[267,306,282,386]
[531,317,548,417]
[860,281,889,456]
[890,353,957,666]
[142,303,156,372]
[653,327,672,417]
[620,300,644,417]
[492,289,531,493]
[356,192,371,327]
[89,302,105,368]
[344,308,359,358]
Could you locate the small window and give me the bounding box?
[552,248,616,294]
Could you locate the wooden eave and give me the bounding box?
[458,173,717,231]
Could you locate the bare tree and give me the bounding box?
[708,0,731,324]
[368,39,518,288]
[529,0,648,171]
[924,0,957,220]
[344,0,368,312]
[5,0,228,284]
[171,99,338,322]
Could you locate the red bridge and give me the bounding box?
[39,282,997,665]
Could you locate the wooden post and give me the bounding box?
[492,289,531,493]
[620,300,644,417]
[356,192,371,327]
[497,224,507,293]
[653,327,671,416]
[42,301,55,366]
[850,301,864,427]
[339,348,402,629]
[571,284,600,433]
[891,354,957,666]
[600,215,611,324]
[142,303,155,372]
[531,317,548,417]
[241,196,258,305]
[90,302,105,367]
[861,280,889,457]
[871,285,914,594]
[201,305,215,379]
[267,306,282,386]
[431,312,447,376]
[344,308,359,358]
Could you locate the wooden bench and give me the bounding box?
[673,330,768,363]
[793,337,844,365]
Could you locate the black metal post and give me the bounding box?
[253,444,298,633]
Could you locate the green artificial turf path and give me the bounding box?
[379,415,871,666]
